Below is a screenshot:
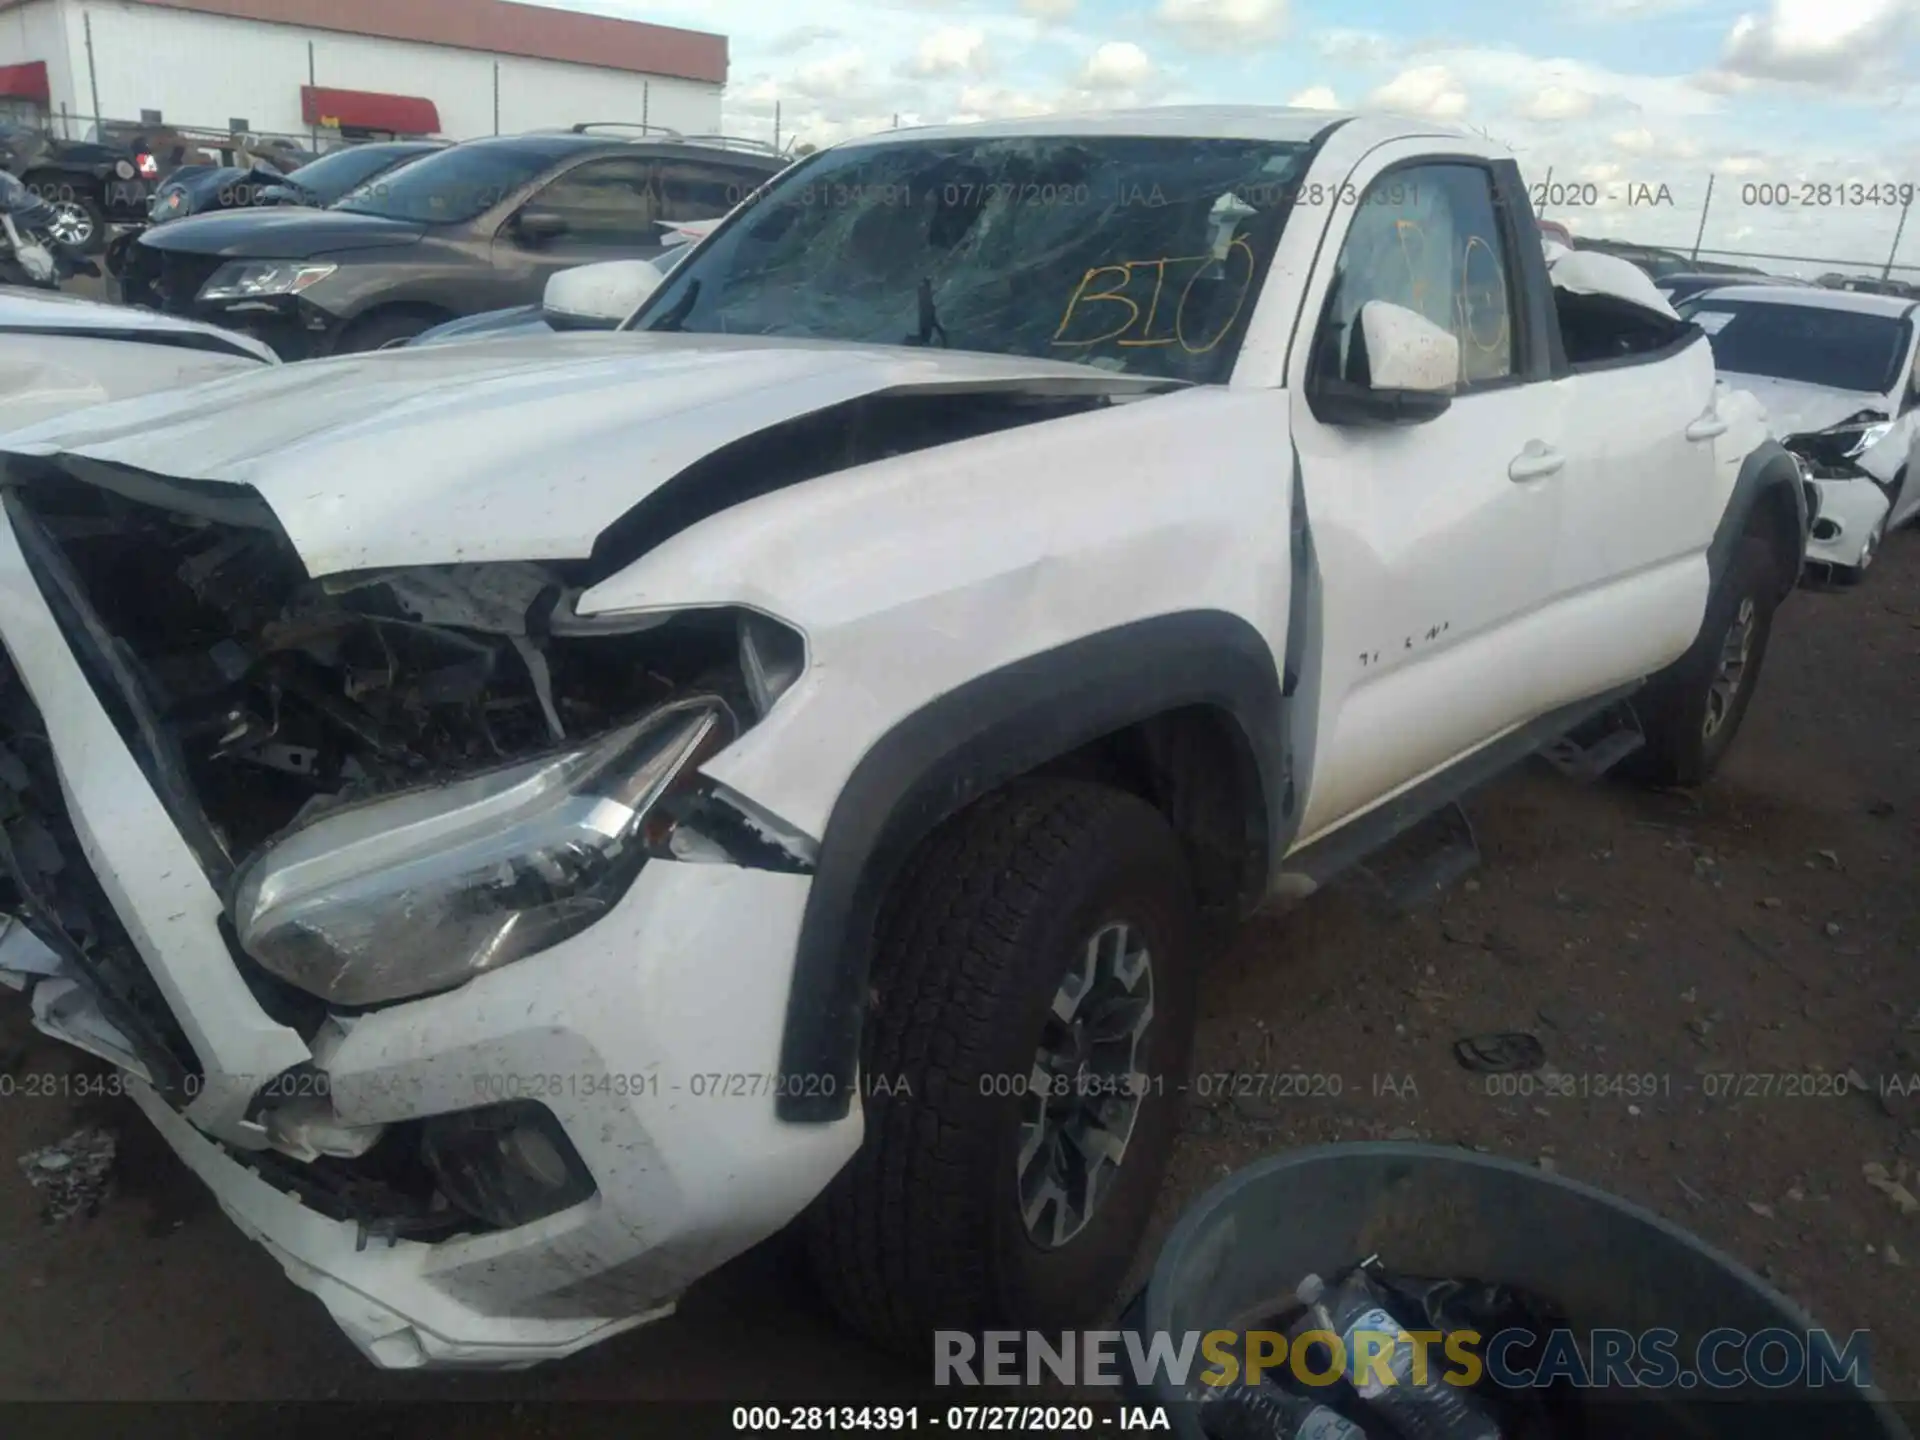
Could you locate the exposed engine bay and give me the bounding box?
[8,470,806,866]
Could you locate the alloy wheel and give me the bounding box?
[1015,920,1155,1250]
[1703,595,1756,741]
[46,200,93,249]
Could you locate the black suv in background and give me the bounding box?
[0,122,156,253]
[126,129,787,356]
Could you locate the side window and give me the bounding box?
[657,160,760,223]
[525,157,660,245]
[1314,163,1517,389]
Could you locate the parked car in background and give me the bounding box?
[1679,285,1920,580]
[1571,237,1695,279]
[405,215,720,345]
[123,129,787,356]
[0,122,155,254]
[112,142,448,299]
[0,107,1800,1371]
[1653,272,1804,306]
[0,286,274,431]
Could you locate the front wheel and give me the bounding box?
[806,779,1200,1355]
[1633,535,1778,787]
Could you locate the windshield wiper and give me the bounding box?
[910,277,948,348]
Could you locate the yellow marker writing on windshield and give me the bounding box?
[1052,239,1257,356]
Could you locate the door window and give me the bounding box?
[525,156,660,246]
[657,160,762,223]
[1314,164,1516,389]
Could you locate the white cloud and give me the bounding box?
[1610,126,1701,159]
[1288,85,1341,109]
[1366,65,1470,119]
[907,26,991,77]
[1512,85,1597,121]
[1156,0,1288,50]
[1315,28,1394,66]
[1582,0,1708,16]
[1018,0,1078,18]
[1431,48,1719,119]
[767,24,841,55]
[953,83,1057,119]
[1718,0,1920,87]
[1080,40,1155,90]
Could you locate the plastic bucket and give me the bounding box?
[1129,1143,1910,1440]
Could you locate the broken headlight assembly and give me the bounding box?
[198,260,337,302]
[230,696,734,1007]
[1837,419,1893,458]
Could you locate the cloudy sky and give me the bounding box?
[566,0,1920,275]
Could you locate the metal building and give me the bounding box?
[0,0,725,143]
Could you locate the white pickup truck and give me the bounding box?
[0,107,1804,1369]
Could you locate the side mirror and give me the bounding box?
[541,258,665,330]
[515,208,569,244]
[1310,300,1459,426]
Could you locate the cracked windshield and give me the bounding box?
[631,135,1312,381]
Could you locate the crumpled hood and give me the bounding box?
[0,286,279,364]
[1720,372,1885,439]
[136,207,425,259]
[0,331,1168,577]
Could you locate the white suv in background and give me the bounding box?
[1679,285,1920,580]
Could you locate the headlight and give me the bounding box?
[198,260,337,301]
[1842,420,1892,458]
[232,697,733,1007]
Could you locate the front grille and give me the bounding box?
[0,647,201,1094]
[154,249,225,317]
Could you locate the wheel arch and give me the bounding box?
[774,611,1288,1122]
[1715,438,1806,604]
[330,300,457,352]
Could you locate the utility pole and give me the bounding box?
[1691,174,1715,263]
[774,100,781,152]
[1884,187,1913,281]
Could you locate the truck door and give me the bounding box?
[1545,273,1724,691]
[1283,151,1568,847]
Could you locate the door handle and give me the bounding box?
[1686,414,1729,441]
[1508,443,1565,482]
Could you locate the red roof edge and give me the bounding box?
[119,0,726,85]
[0,60,50,106]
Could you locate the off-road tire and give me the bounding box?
[1633,535,1778,787]
[806,779,1200,1356]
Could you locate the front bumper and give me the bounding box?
[1803,474,1890,572]
[189,292,340,361]
[0,500,862,1367]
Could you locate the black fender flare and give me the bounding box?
[774,611,1288,1122]
[1709,437,1806,602]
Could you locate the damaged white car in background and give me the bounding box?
[1678,284,1920,581]
[0,108,1802,1371]
[0,287,276,431]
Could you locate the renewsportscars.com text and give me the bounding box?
[934,1327,1874,1391]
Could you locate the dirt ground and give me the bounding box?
[0,526,1916,1410]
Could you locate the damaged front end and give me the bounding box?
[0,454,812,1237]
[1782,414,1895,576]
